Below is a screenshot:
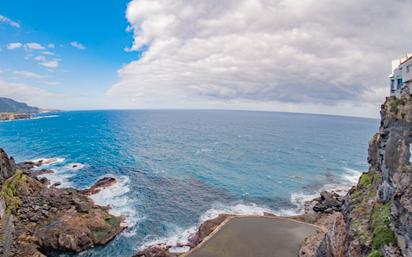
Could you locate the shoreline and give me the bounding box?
[0,149,126,256]
[135,188,350,257]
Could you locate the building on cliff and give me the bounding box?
[390,54,412,97]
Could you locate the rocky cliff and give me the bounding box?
[350,89,412,257]
[0,149,124,256]
[300,90,412,257]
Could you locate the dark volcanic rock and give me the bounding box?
[30,169,55,177]
[0,148,16,183]
[311,191,344,213]
[0,148,125,257]
[81,177,117,195]
[134,245,176,257]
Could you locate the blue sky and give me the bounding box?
[1,1,412,118]
[0,0,141,109]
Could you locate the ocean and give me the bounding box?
[0,110,378,257]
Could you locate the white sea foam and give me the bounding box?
[139,202,284,251]
[31,115,59,120]
[290,167,363,213]
[89,175,139,229]
[39,171,74,187]
[342,167,363,184]
[62,163,86,171]
[31,157,65,167]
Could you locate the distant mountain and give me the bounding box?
[0,97,40,113]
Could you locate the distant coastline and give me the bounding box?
[0,112,32,121]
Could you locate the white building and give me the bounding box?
[390,54,412,97]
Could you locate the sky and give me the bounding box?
[1,0,412,118]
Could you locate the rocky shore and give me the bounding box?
[0,149,125,256]
[0,112,32,121]
[136,90,412,257]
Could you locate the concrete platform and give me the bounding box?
[186,216,319,257]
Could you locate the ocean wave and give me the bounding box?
[290,167,363,213]
[31,157,65,167]
[89,175,139,229]
[31,115,60,120]
[31,158,87,188]
[139,202,287,252]
[62,163,86,171]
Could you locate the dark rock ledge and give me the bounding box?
[0,148,125,257]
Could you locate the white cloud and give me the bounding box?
[42,51,54,55]
[34,56,46,61]
[0,78,60,107]
[39,60,59,68]
[25,42,46,50]
[7,42,22,50]
[13,70,46,79]
[0,15,20,28]
[70,41,86,50]
[47,43,55,49]
[108,0,412,117]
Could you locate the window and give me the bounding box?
[407,64,411,73]
[397,78,403,89]
[391,79,395,90]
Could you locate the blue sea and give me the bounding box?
[0,110,377,256]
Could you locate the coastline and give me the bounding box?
[0,149,126,256]
[134,184,352,257]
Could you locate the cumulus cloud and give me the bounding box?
[70,41,86,50]
[108,0,412,117]
[25,42,46,50]
[13,70,46,79]
[39,60,59,68]
[7,42,22,50]
[0,14,20,28]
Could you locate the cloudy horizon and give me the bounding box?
[1,0,412,118]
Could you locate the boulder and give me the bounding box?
[81,177,117,195]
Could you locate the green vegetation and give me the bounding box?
[1,170,25,213]
[359,172,371,188]
[390,98,401,113]
[371,203,396,250]
[367,250,383,257]
[105,215,118,227]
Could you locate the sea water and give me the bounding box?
[0,110,378,257]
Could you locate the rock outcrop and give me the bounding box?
[300,90,412,257]
[0,149,16,184]
[0,148,125,256]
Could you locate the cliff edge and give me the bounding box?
[0,149,124,256]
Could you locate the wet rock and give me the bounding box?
[81,177,117,195]
[134,244,177,257]
[312,191,344,214]
[30,169,55,177]
[188,214,231,246]
[51,182,61,187]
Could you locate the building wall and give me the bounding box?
[390,56,412,97]
[401,58,412,84]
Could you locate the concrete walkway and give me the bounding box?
[186,216,318,257]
